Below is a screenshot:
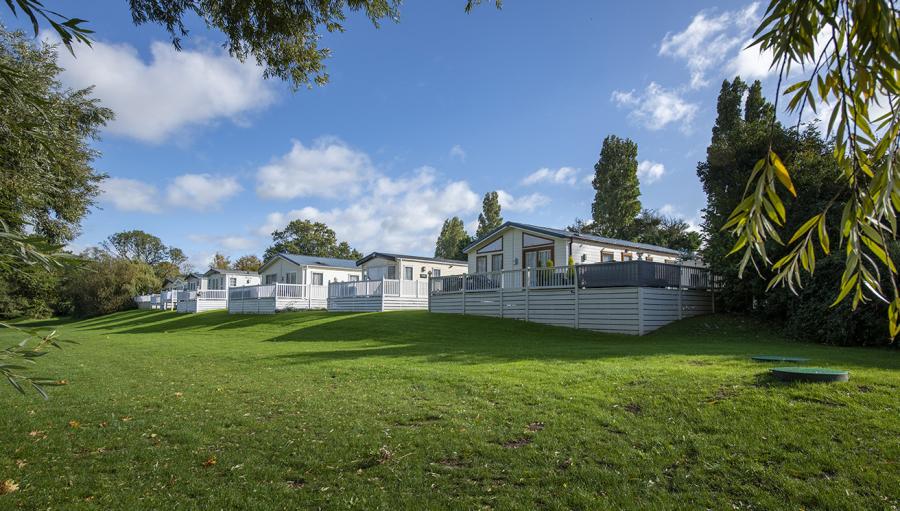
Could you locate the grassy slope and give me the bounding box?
[0,310,898,510]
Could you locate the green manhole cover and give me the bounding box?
[771,367,849,383]
[752,355,810,362]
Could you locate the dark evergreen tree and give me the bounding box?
[476,191,503,239]
[590,135,642,239]
[434,217,471,261]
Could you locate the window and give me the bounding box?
[525,249,551,268]
[622,254,633,261]
[431,269,441,278]
[311,272,324,285]
[285,272,297,284]
[476,255,487,273]
[404,266,414,280]
[386,266,397,279]
[229,277,237,287]
[349,275,360,282]
[265,274,277,285]
[491,254,503,271]
[601,253,614,263]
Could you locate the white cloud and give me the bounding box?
[256,138,374,199]
[100,178,161,213]
[728,39,776,80]
[259,166,480,255]
[496,190,551,213]
[50,36,276,143]
[611,82,699,132]
[637,160,666,184]
[449,144,467,162]
[659,3,761,88]
[167,174,242,211]
[521,166,579,186]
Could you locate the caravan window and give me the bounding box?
[229,277,237,287]
[311,273,324,285]
[491,254,503,271]
[285,272,297,284]
[349,275,359,282]
[265,274,277,285]
[404,266,414,280]
[386,266,397,280]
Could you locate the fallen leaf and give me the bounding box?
[203,457,217,467]
[68,420,80,429]
[174,392,183,398]
[0,480,18,495]
[28,431,44,437]
[14,460,26,469]
[120,416,133,422]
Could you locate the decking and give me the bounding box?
[176,289,227,313]
[429,261,715,335]
[328,279,430,312]
[228,283,328,314]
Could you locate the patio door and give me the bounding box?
[524,247,552,269]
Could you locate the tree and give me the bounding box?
[435,217,471,261]
[264,219,362,261]
[590,135,642,239]
[233,255,262,272]
[210,253,231,270]
[0,28,112,245]
[102,230,169,264]
[167,247,191,274]
[62,253,159,318]
[627,210,701,253]
[476,191,503,239]
[698,75,888,344]
[724,1,900,339]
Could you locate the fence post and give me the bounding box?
[637,287,645,335]
[524,268,530,322]
[574,266,580,330]
[462,276,467,315]
[677,287,683,320]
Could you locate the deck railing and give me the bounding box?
[430,261,713,295]
[228,283,328,301]
[176,289,227,301]
[329,278,429,298]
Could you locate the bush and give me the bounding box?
[62,257,160,317]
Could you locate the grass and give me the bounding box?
[0,310,898,510]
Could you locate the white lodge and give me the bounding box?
[328,252,467,312]
[464,221,684,274]
[228,254,362,313]
[358,252,467,283]
[176,269,261,313]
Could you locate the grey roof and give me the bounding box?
[203,268,259,277]
[357,252,467,266]
[265,253,359,270]
[464,221,683,256]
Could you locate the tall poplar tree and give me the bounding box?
[476,191,503,238]
[435,217,471,261]
[590,135,641,239]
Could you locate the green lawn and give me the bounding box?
[1,310,898,509]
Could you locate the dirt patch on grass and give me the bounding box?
[624,402,642,414]
[686,360,713,366]
[502,437,532,449]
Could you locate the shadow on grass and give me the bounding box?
[65,309,900,369]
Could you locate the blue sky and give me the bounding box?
[14,1,777,268]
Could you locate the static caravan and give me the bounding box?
[228,253,361,314]
[328,252,467,312]
[177,269,261,313]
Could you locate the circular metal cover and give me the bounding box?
[770,367,849,383]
